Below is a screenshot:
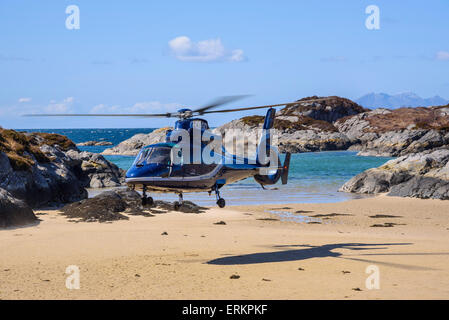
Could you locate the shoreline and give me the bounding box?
[1,195,449,299]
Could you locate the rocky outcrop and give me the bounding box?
[60,189,143,222]
[0,129,125,208]
[279,96,368,123]
[65,150,124,188]
[336,106,449,157]
[214,118,351,154]
[60,189,207,222]
[102,127,172,156]
[0,188,38,228]
[76,140,113,146]
[214,96,361,154]
[105,98,449,158]
[340,149,449,200]
[100,97,366,156]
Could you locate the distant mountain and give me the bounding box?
[356,92,448,109]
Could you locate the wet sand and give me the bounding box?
[1,195,449,299]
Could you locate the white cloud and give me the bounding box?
[0,97,75,117]
[436,51,449,61]
[45,97,75,113]
[229,49,245,62]
[90,101,181,114]
[168,36,246,62]
[90,104,120,113]
[127,101,180,113]
[1,97,181,118]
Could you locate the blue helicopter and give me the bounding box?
[26,96,317,208]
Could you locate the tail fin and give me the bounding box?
[263,107,276,130]
[256,108,276,165]
[281,152,291,185]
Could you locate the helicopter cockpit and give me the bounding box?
[132,143,219,178]
[134,146,172,167]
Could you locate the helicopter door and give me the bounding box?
[168,147,184,177]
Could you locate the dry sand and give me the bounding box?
[1,194,449,300]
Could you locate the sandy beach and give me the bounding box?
[1,195,449,300]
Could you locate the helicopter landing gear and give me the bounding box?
[174,193,183,211]
[141,186,153,206]
[217,198,226,208]
[214,184,226,208]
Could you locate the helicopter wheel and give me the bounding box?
[146,197,154,206]
[217,198,226,208]
[142,196,154,206]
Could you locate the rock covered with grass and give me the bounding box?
[0,128,125,208]
[335,105,449,156]
[99,97,449,157]
[214,96,360,155]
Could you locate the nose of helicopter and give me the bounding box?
[126,163,168,179]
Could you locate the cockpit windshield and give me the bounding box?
[135,147,171,166]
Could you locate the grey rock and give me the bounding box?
[76,140,113,146]
[279,96,368,123]
[335,106,449,157]
[0,188,38,228]
[0,150,88,207]
[66,150,125,188]
[215,116,351,155]
[60,189,143,222]
[60,189,208,222]
[278,130,352,153]
[0,130,125,208]
[340,149,449,200]
[388,176,449,200]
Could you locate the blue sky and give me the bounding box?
[1,0,448,128]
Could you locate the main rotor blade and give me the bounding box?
[23,97,333,118]
[201,97,333,114]
[23,113,177,118]
[193,95,251,115]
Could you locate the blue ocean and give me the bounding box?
[19,128,393,205]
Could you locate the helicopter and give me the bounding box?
[25,96,328,208]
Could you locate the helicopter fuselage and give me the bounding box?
[125,142,266,193]
[124,107,290,207]
[126,162,259,193]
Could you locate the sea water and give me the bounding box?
[18,128,393,205]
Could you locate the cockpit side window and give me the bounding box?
[145,147,171,165]
[134,148,151,166]
[134,147,172,167]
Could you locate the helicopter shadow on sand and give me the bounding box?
[206,242,446,270]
